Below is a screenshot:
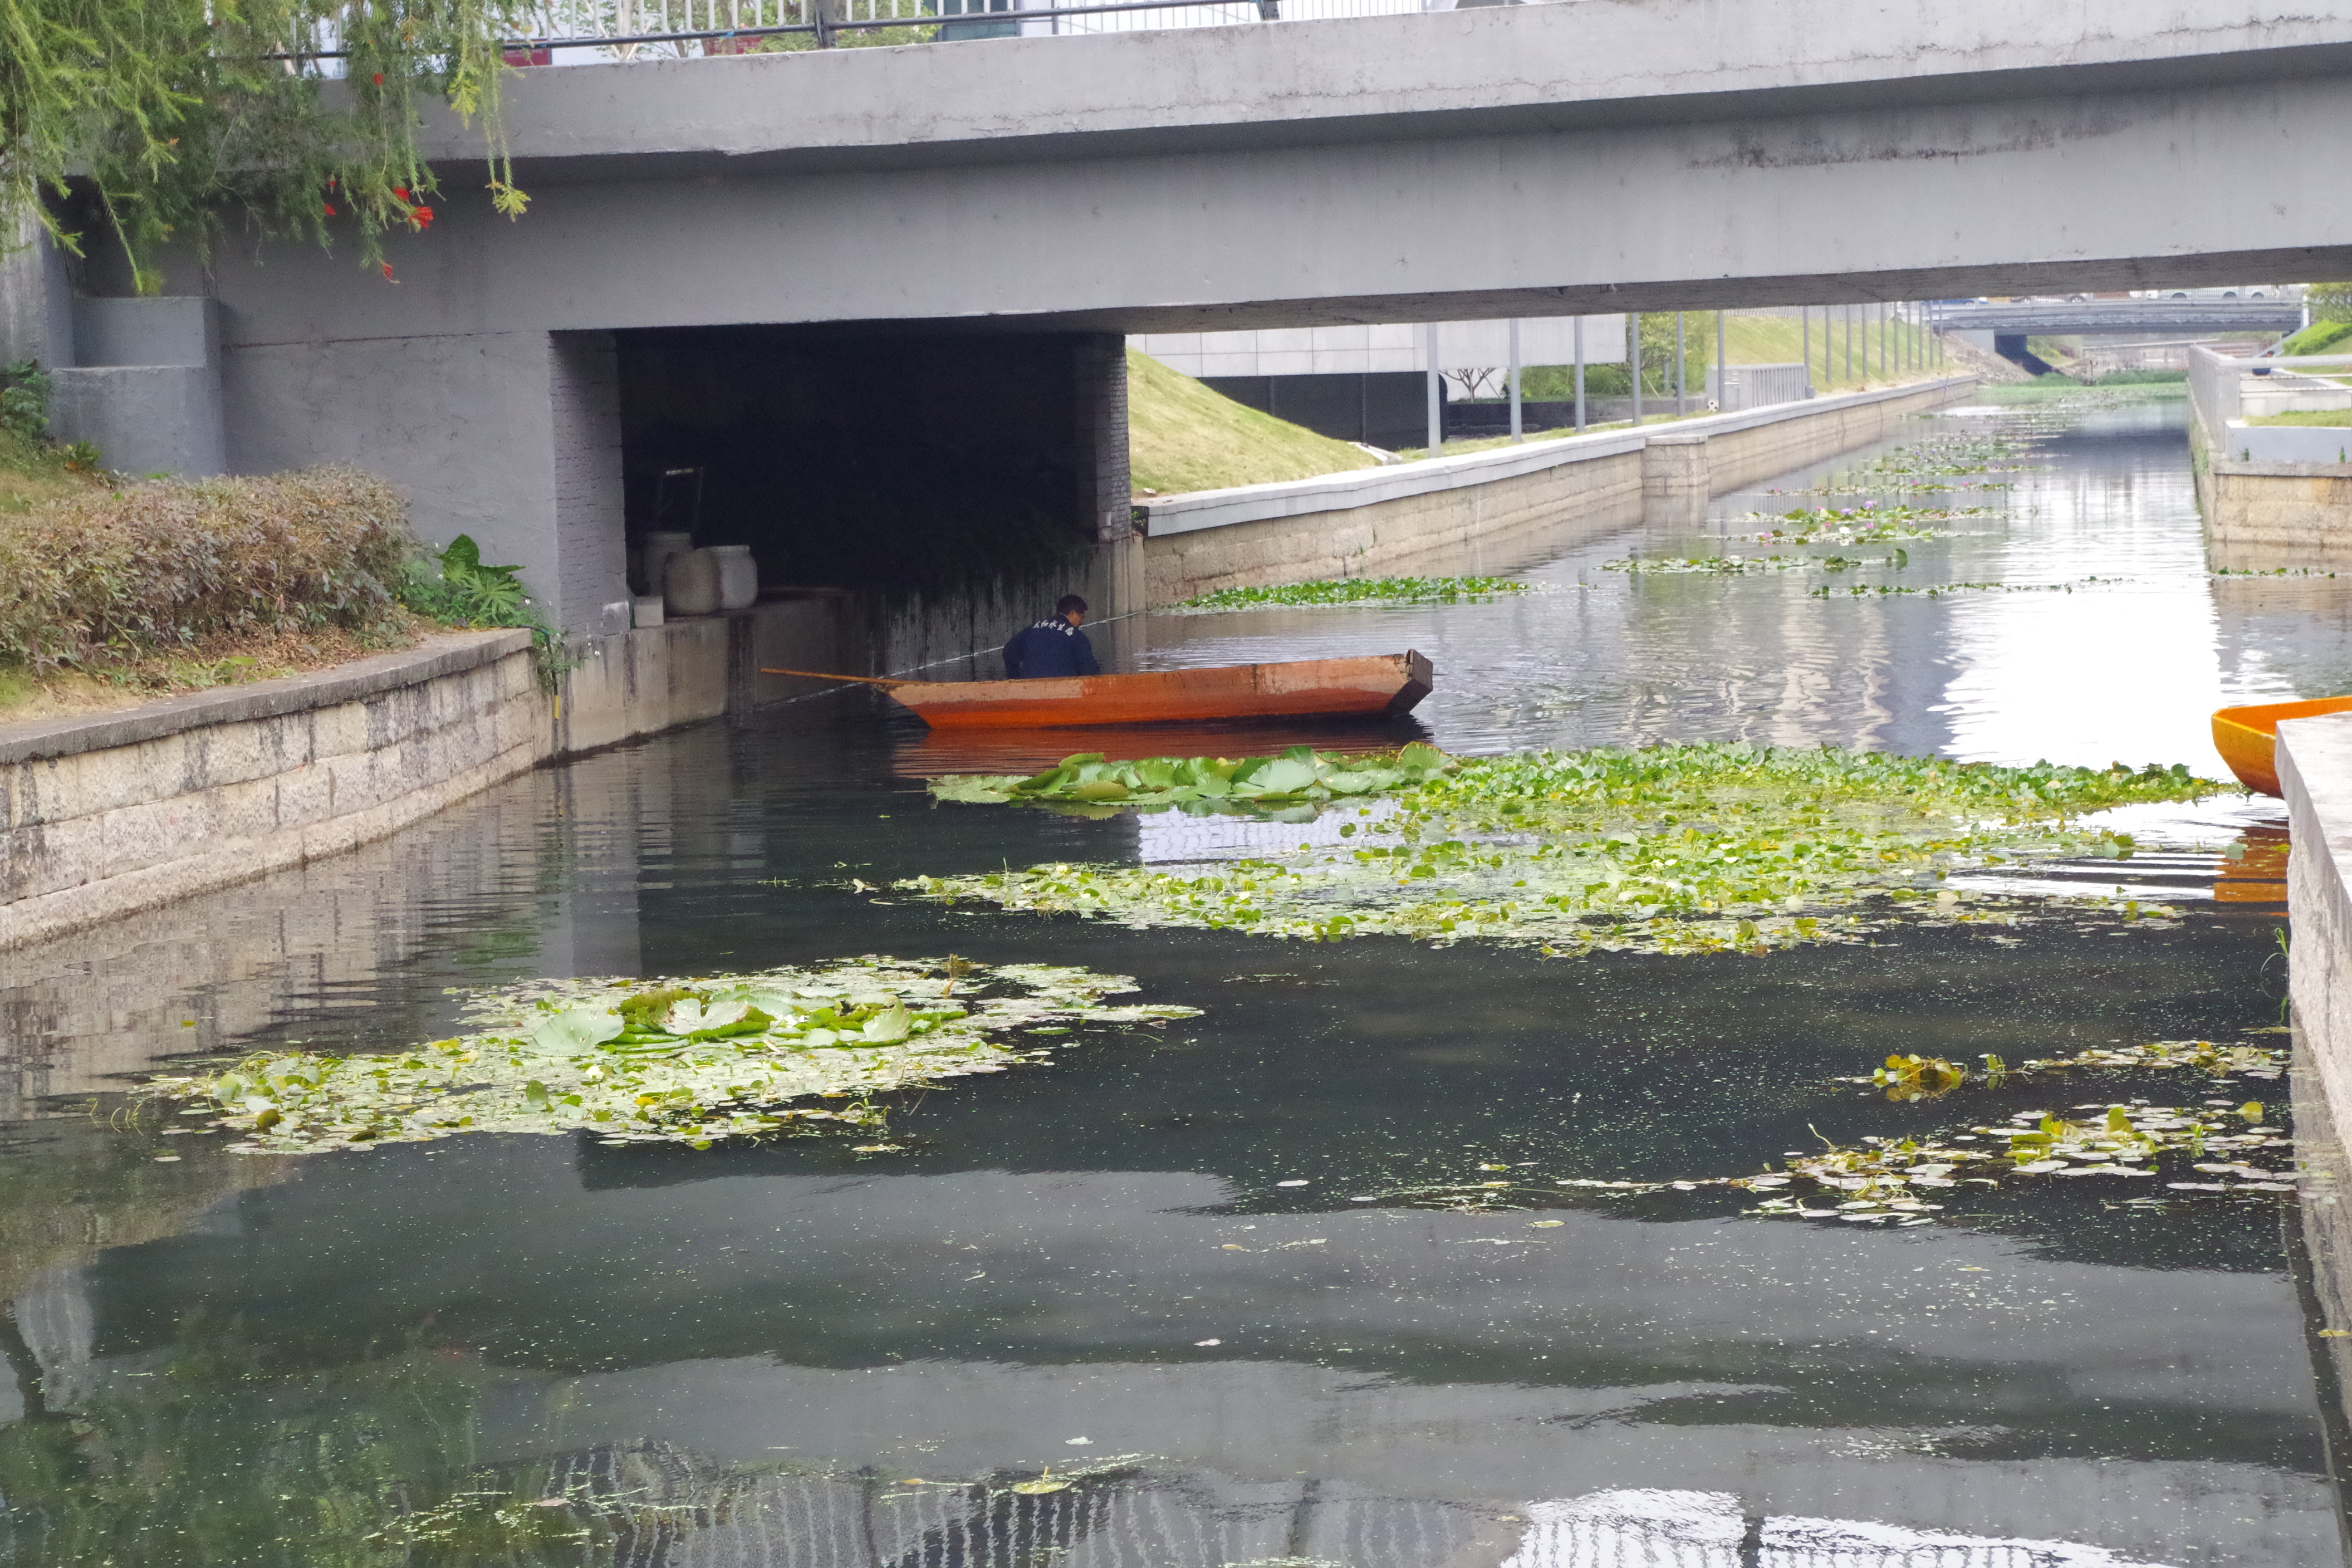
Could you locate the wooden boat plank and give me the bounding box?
[886,653,1432,729]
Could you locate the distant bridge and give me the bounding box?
[1929,300,2305,336]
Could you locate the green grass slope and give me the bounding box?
[1128,350,1379,496]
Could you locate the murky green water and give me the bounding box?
[5,391,2349,1565]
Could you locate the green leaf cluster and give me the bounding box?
[929,743,1453,817]
[1175,576,1531,613]
[1,0,531,289]
[396,533,570,687]
[906,742,2226,957]
[141,957,1198,1154]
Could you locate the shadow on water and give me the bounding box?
[7,390,2352,1565]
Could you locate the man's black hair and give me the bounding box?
[1056,595,1089,616]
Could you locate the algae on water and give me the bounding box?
[142,957,1199,1154]
[1174,576,1531,612]
[911,742,2224,957]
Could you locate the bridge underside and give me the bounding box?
[14,2,2351,630]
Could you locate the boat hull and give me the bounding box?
[886,652,1434,729]
[2211,695,2352,796]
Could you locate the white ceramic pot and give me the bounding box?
[640,531,694,598]
[664,548,722,616]
[712,544,758,610]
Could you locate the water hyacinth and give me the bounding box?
[1174,576,1531,612]
[140,958,1199,1154]
[929,743,1454,817]
[910,743,2222,957]
[1739,503,1983,543]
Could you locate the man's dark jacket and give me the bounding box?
[1002,618,1100,679]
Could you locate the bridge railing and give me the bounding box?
[494,0,1419,55]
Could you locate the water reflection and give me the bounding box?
[3,391,2346,1567]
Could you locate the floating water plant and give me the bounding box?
[1605,551,1905,576]
[909,743,2221,958]
[931,743,1453,819]
[1809,576,2125,599]
[1174,576,1531,612]
[1324,1038,2291,1228]
[140,958,1199,1154]
[1740,503,1981,543]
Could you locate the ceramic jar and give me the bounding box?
[664,548,722,616]
[640,531,694,598]
[712,544,758,610]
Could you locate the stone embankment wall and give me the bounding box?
[1138,376,1978,604]
[2198,449,2352,565]
[0,631,544,951]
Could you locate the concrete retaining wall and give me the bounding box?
[2282,715,2352,1158]
[2196,439,2352,565]
[0,631,546,951]
[1139,375,1976,604]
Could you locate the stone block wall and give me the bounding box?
[0,631,546,950]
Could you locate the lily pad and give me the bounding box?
[140,958,1198,1155]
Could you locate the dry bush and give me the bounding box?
[0,466,413,671]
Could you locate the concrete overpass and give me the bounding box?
[1929,299,2307,336]
[7,0,2352,636]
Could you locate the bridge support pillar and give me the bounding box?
[1641,433,1711,528]
[224,326,631,635]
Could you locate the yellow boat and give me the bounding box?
[2211,695,2352,797]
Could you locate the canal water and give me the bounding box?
[6,389,2352,1566]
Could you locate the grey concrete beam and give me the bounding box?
[423,0,2352,177]
[212,68,2352,342]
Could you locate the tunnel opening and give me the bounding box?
[617,325,1122,597]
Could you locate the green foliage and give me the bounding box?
[2086,367,2190,385]
[397,532,571,685]
[0,464,409,670]
[1177,575,1530,612]
[2308,282,2352,325]
[0,0,531,288]
[143,957,1198,1153]
[906,742,2224,957]
[0,357,50,440]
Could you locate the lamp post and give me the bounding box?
[1574,317,1587,432]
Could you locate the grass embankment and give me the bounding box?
[1126,349,1379,495]
[2280,320,2352,356]
[2250,409,2352,427]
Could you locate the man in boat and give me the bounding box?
[1001,595,1101,679]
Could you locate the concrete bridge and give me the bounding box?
[7,0,2351,640]
[1930,299,2308,336]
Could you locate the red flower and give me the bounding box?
[371,72,384,85]
[412,206,434,228]
[322,202,336,215]
[393,186,409,200]
[381,262,396,281]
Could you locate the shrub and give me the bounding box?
[0,466,411,671]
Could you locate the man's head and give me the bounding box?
[1056,594,1088,627]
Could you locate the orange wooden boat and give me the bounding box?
[2212,695,2352,796]
[765,652,1433,729]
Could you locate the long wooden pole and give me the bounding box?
[759,667,904,687]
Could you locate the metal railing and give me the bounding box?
[487,0,1422,55]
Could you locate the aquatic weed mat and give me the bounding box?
[908,743,2228,957]
[139,957,1199,1154]
[1305,1037,2297,1232]
[1172,575,1533,612]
